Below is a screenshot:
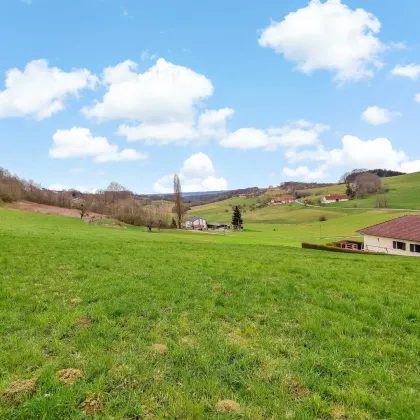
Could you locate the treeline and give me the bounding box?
[0,167,171,228]
[279,181,334,194]
[340,168,405,184]
[159,187,263,207]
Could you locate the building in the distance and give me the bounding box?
[358,215,420,256]
[321,194,349,204]
[270,196,294,205]
[185,216,207,230]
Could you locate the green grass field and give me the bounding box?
[1,208,419,418]
[312,172,420,210]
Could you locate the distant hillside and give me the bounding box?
[297,172,420,210]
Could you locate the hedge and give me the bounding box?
[301,242,387,256]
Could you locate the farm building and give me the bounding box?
[271,196,294,205]
[321,194,349,204]
[185,216,207,230]
[358,215,420,256]
[207,222,230,230]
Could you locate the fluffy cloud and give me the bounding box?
[283,165,328,180]
[391,64,420,80]
[82,58,233,144]
[361,106,400,125]
[286,135,420,173]
[220,121,329,150]
[198,108,235,138]
[83,58,213,123]
[258,0,384,82]
[117,107,234,144]
[0,59,97,120]
[153,152,228,193]
[415,93,420,103]
[118,122,197,143]
[49,127,147,163]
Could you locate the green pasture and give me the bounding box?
[0,208,419,418]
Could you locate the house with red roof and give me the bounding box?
[321,194,349,204]
[271,196,294,205]
[358,215,420,256]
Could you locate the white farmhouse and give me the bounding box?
[358,215,420,256]
[185,216,207,230]
[321,194,349,204]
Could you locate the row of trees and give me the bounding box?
[0,167,171,228]
[339,168,404,184]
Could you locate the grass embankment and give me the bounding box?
[0,208,419,418]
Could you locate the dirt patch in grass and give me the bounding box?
[9,201,103,220]
[75,317,92,328]
[216,399,241,413]
[57,368,82,385]
[212,285,220,292]
[81,393,102,416]
[70,298,82,306]
[330,404,348,419]
[2,378,36,404]
[286,378,311,399]
[152,344,167,353]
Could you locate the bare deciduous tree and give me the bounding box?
[354,173,382,198]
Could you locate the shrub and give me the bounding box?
[301,242,389,255]
[319,215,327,222]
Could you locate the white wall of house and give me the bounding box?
[186,218,207,229]
[321,197,349,204]
[363,234,420,256]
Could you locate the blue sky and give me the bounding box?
[1,0,420,193]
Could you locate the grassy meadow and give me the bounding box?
[297,172,420,210]
[1,208,419,418]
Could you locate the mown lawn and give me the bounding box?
[0,209,419,418]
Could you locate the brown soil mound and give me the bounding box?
[216,399,241,413]
[3,378,36,404]
[57,368,82,385]
[81,393,102,416]
[75,317,92,328]
[70,298,82,306]
[152,344,167,353]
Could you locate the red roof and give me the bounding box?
[358,215,420,242]
[324,194,349,200]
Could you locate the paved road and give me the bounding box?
[294,200,420,212]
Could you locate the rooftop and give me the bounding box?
[324,194,349,199]
[358,215,420,242]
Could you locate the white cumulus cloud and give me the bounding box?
[286,135,420,174]
[258,0,385,82]
[283,165,328,180]
[391,64,420,80]
[220,121,329,150]
[0,59,98,120]
[83,58,233,145]
[83,58,213,123]
[49,127,147,163]
[153,152,228,193]
[361,106,400,126]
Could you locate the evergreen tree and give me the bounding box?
[231,206,243,229]
[345,183,354,198]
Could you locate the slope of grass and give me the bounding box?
[319,172,420,210]
[189,199,355,225]
[0,209,419,418]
